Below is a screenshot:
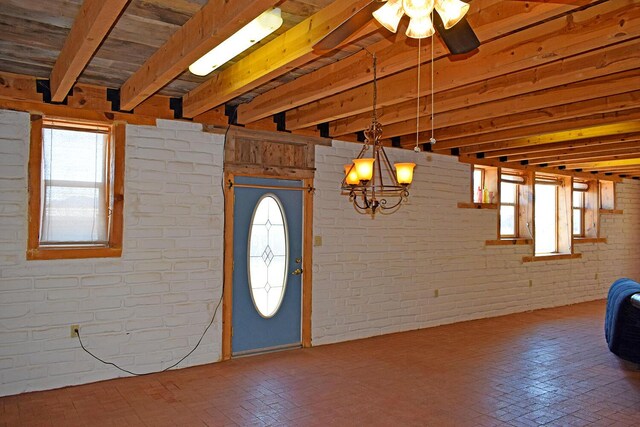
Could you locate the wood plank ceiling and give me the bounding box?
[0,0,638,178]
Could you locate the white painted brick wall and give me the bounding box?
[312,140,640,345]
[2,111,639,396]
[0,110,224,396]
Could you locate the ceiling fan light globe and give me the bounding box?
[406,15,435,39]
[434,0,469,29]
[372,0,404,33]
[402,0,434,19]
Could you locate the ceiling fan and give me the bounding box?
[316,0,591,55]
[315,0,481,55]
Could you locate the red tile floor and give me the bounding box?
[2,300,639,426]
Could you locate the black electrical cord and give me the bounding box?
[76,110,237,377]
[76,292,223,376]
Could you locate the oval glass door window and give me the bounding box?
[248,194,289,318]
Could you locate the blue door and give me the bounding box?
[232,176,303,355]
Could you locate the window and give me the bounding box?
[248,195,288,318]
[499,174,524,238]
[534,179,558,254]
[28,116,124,260]
[572,182,588,237]
[473,168,484,203]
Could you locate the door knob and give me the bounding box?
[291,268,303,276]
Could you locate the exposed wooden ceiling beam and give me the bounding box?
[481,133,640,159]
[515,145,640,165]
[235,0,565,124]
[434,110,640,154]
[331,38,640,137]
[382,70,639,140]
[562,157,640,170]
[286,0,640,130]
[458,156,622,182]
[119,0,279,111]
[49,0,129,102]
[181,0,373,118]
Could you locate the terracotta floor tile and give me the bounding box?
[2,300,640,426]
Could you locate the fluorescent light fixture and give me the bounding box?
[189,8,283,76]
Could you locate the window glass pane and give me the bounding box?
[573,208,582,236]
[501,182,517,204]
[535,184,557,254]
[572,191,583,208]
[473,169,483,202]
[41,127,108,244]
[500,206,516,236]
[248,195,288,318]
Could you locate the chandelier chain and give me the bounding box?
[416,38,421,151]
[372,54,378,125]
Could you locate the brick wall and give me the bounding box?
[311,140,640,345]
[0,110,224,396]
[2,111,639,396]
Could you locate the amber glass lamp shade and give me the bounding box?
[434,0,469,29]
[372,0,404,33]
[395,163,416,185]
[353,158,375,182]
[344,164,360,185]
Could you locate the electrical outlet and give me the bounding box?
[314,235,322,247]
[529,280,533,288]
[595,272,599,280]
[70,325,79,338]
[434,289,439,298]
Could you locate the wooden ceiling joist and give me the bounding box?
[49,0,129,102]
[286,0,640,132]
[181,0,374,118]
[333,38,640,137]
[482,134,640,160]
[119,0,279,111]
[515,146,640,166]
[562,158,640,170]
[433,110,640,154]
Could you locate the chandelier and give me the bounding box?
[373,0,470,39]
[341,54,416,215]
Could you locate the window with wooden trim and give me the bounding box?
[534,174,572,256]
[473,167,484,203]
[572,181,588,237]
[28,116,124,260]
[534,178,558,255]
[499,174,524,238]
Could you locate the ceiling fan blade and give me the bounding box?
[433,14,480,55]
[313,1,381,52]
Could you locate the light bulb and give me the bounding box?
[402,0,434,19]
[372,0,404,33]
[434,0,469,29]
[189,8,283,76]
[406,15,435,39]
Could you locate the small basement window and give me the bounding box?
[28,117,124,260]
[572,181,588,237]
[499,174,525,238]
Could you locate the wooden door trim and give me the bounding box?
[222,172,314,360]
